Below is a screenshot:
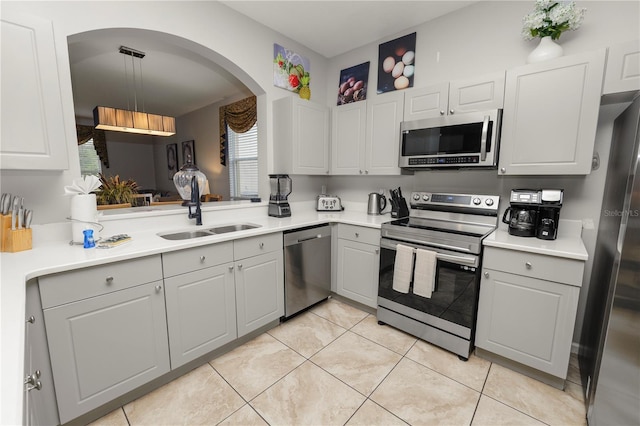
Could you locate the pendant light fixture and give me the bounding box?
[93,46,176,137]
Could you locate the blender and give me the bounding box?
[268,174,292,217]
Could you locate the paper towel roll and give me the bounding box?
[71,194,99,244]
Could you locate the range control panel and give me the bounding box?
[410,192,500,213]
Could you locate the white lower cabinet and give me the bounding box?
[164,263,237,368]
[475,247,583,386]
[336,224,380,308]
[42,280,170,424]
[234,233,284,337]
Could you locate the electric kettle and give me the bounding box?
[367,192,387,215]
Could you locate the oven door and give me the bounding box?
[377,237,482,342]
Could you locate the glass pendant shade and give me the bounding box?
[173,156,206,202]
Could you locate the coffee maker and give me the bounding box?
[268,174,292,217]
[502,189,541,237]
[537,189,563,240]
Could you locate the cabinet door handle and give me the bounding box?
[26,316,35,324]
[106,276,114,284]
[375,249,379,254]
[259,242,264,249]
[355,233,359,238]
[228,265,234,271]
[359,170,363,174]
[450,109,455,114]
[440,110,445,115]
[155,285,162,292]
[525,262,532,269]
[484,271,489,278]
[26,380,42,392]
[200,255,206,263]
[500,167,506,173]
[25,370,41,385]
[238,264,243,270]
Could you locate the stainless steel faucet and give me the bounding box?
[187,176,202,225]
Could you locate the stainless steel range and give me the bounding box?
[377,191,500,360]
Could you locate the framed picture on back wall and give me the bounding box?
[166,143,178,180]
[182,140,196,165]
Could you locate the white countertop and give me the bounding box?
[0,201,391,425]
[484,219,588,261]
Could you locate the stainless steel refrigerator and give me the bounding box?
[580,95,640,425]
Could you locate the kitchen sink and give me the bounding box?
[158,223,261,240]
[208,223,260,234]
[159,230,214,240]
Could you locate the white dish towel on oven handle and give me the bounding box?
[413,248,437,298]
[392,244,414,293]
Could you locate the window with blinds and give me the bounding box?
[78,139,102,176]
[227,123,258,199]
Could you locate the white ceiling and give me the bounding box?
[70,1,474,121]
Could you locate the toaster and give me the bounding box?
[316,195,343,211]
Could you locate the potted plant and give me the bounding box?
[522,0,587,63]
[95,174,138,209]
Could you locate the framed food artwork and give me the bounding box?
[166,143,178,180]
[377,32,416,94]
[337,62,370,105]
[273,43,311,94]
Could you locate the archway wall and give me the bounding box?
[2,1,330,222]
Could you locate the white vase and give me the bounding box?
[527,36,564,64]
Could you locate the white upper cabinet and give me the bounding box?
[273,97,330,175]
[1,12,69,170]
[331,101,366,175]
[498,49,606,175]
[603,39,640,95]
[331,91,404,175]
[403,72,505,121]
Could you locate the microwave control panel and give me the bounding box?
[408,155,480,166]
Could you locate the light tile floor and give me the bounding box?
[90,298,586,426]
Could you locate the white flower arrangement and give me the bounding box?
[522,0,586,41]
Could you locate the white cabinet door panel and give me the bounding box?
[366,91,404,175]
[1,12,69,170]
[336,239,380,308]
[44,282,169,423]
[331,102,366,174]
[164,264,237,368]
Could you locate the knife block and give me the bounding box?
[4,228,32,253]
[0,214,11,252]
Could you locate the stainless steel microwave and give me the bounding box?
[399,109,502,170]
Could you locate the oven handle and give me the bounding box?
[380,238,479,267]
[480,115,489,161]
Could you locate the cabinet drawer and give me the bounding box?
[162,241,233,278]
[39,255,162,309]
[483,247,584,286]
[234,232,282,259]
[338,224,380,246]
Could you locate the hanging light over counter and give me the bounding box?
[93,106,175,136]
[93,46,176,137]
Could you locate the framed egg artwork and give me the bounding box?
[337,62,370,105]
[377,32,416,94]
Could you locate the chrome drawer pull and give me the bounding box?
[525,262,532,269]
[155,285,162,292]
[27,381,42,392]
[259,242,264,249]
[106,276,114,284]
[200,255,206,262]
[26,316,35,324]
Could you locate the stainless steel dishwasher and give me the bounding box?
[283,224,331,319]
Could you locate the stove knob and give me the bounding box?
[413,194,420,201]
[473,197,481,205]
[485,198,494,206]
[422,194,430,201]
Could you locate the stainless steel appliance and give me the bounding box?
[316,194,343,211]
[399,109,502,170]
[367,192,387,215]
[581,97,639,425]
[283,224,332,319]
[537,189,563,240]
[378,191,500,359]
[268,174,292,217]
[502,189,563,239]
[502,189,542,237]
